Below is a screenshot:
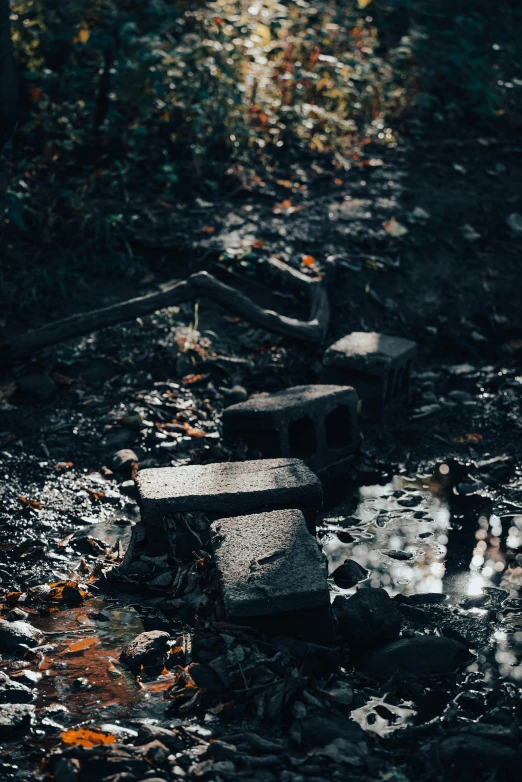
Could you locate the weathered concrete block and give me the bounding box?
[135,458,322,555]
[322,332,416,414]
[223,384,359,471]
[211,509,332,640]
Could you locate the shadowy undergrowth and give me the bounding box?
[1,0,522,310]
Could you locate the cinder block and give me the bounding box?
[211,509,333,640]
[322,332,416,414]
[135,458,322,555]
[222,385,359,471]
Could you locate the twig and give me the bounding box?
[0,263,333,365]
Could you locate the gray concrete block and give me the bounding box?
[322,332,416,414]
[222,384,359,471]
[135,458,322,555]
[211,509,332,639]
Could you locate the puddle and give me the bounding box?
[319,469,522,681]
[1,597,176,730]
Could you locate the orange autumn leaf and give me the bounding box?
[19,496,42,510]
[252,239,265,248]
[182,373,207,385]
[302,255,315,267]
[452,433,483,444]
[60,728,116,748]
[61,636,98,654]
[28,86,42,102]
[201,226,215,234]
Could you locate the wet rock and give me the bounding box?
[395,592,448,606]
[119,630,170,672]
[333,588,402,647]
[186,662,223,691]
[0,671,35,703]
[0,702,35,735]
[111,448,139,472]
[0,618,44,654]
[52,757,79,782]
[356,635,473,679]
[10,669,42,685]
[17,373,56,402]
[140,739,170,764]
[208,739,238,761]
[292,714,366,747]
[136,723,184,752]
[222,384,249,404]
[331,559,369,589]
[420,726,522,773]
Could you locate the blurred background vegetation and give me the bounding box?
[1,0,522,310]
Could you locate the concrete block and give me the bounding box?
[222,384,359,471]
[211,509,333,640]
[135,458,322,555]
[322,332,416,414]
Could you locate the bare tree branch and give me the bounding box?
[0,267,332,366]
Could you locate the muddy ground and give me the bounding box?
[1,131,522,780]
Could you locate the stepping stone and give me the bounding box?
[322,332,416,415]
[211,509,332,640]
[222,384,359,471]
[135,458,322,556]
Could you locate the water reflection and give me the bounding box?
[320,474,522,600]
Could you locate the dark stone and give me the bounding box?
[0,671,35,703]
[0,618,44,654]
[120,630,170,672]
[0,702,35,735]
[111,449,139,472]
[394,592,448,605]
[356,635,473,679]
[333,588,402,647]
[331,559,369,589]
[140,739,169,765]
[186,662,223,690]
[208,739,238,761]
[136,724,184,752]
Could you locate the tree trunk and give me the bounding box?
[0,0,20,142]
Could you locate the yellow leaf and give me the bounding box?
[255,23,271,45]
[77,28,90,44]
[357,0,373,8]
[61,728,116,748]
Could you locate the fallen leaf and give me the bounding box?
[60,728,115,748]
[452,433,483,444]
[55,461,73,471]
[383,217,408,237]
[302,255,315,267]
[19,496,42,511]
[201,226,215,234]
[252,239,265,248]
[61,637,98,654]
[75,28,90,44]
[182,373,207,385]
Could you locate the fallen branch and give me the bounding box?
[0,263,332,366]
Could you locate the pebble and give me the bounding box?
[111,448,138,472]
[120,630,171,672]
[331,559,369,589]
[0,671,35,704]
[333,588,402,648]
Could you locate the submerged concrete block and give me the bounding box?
[135,458,322,555]
[322,332,416,414]
[223,384,359,471]
[211,509,332,640]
